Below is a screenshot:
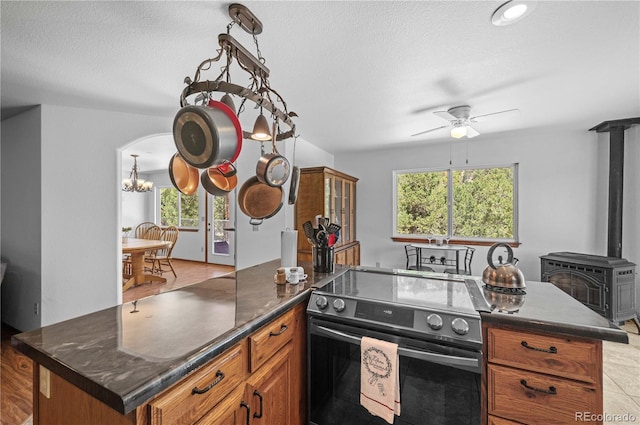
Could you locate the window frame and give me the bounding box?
[157,185,200,230]
[392,163,519,243]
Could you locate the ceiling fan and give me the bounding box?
[411,105,519,139]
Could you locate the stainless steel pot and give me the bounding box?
[173,100,242,169]
[255,121,290,187]
[482,243,526,290]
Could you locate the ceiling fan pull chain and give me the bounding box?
[466,140,469,164]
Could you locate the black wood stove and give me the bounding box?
[540,252,640,332]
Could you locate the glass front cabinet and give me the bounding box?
[296,167,360,266]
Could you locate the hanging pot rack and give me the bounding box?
[179,3,297,142]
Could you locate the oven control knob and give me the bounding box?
[451,318,469,335]
[333,298,346,312]
[427,314,443,330]
[315,296,328,310]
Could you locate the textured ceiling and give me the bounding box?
[2,1,639,171]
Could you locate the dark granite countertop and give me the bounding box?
[477,279,629,344]
[12,260,348,415]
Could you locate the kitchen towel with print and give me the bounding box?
[360,336,400,424]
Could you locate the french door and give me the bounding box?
[206,192,236,266]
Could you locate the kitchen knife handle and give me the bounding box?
[191,370,225,395]
[520,379,557,395]
[521,341,557,354]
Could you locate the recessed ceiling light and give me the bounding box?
[491,1,537,26]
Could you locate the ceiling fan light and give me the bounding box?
[451,126,467,139]
[491,1,537,26]
[251,113,272,141]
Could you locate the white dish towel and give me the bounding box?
[360,336,401,424]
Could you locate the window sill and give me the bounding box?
[391,236,521,248]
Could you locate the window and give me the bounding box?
[159,187,199,228]
[394,165,518,241]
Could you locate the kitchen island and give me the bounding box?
[12,260,347,424]
[480,280,629,425]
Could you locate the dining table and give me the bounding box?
[122,238,172,291]
[410,243,468,274]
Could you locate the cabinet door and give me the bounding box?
[246,344,293,425]
[195,385,247,425]
[342,179,353,244]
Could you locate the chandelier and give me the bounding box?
[122,154,153,193]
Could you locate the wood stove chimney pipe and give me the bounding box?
[589,117,640,258]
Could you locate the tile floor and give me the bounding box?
[603,321,640,424]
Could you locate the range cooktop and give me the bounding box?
[308,267,490,349]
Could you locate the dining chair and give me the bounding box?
[143,225,162,240]
[147,226,179,277]
[444,247,476,275]
[135,221,158,239]
[404,245,435,272]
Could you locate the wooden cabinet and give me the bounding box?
[483,324,603,425]
[245,344,293,425]
[295,167,360,266]
[33,303,307,425]
[149,343,246,425]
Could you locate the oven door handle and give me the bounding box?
[312,325,479,370]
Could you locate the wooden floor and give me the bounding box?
[0,259,233,425]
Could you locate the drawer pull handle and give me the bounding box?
[253,390,264,418]
[240,401,251,425]
[521,341,557,354]
[520,379,557,395]
[269,324,288,337]
[191,370,225,395]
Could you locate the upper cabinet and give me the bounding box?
[295,167,360,266]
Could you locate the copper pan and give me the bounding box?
[238,176,284,225]
[169,153,199,195]
[200,164,238,196]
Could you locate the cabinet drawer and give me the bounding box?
[488,364,599,425]
[249,308,295,372]
[487,327,600,383]
[149,342,246,425]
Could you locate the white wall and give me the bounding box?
[1,107,43,330]
[335,127,618,282]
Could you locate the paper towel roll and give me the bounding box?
[281,229,298,268]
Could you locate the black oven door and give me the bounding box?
[308,317,481,425]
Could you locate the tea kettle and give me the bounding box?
[482,243,526,291]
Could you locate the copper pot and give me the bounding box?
[168,153,199,195]
[200,163,238,196]
[238,176,284,225]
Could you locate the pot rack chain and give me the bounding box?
[180,4,297,141]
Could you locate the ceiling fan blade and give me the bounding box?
[466,125,480,138]
[411,125,450,137]
[469,108,519,121]
[433,110,457,121]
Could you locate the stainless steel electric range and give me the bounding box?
[307,267,490,425]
